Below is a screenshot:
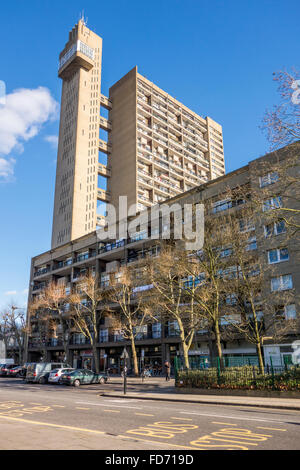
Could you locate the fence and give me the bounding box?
[175,355,260,370]
[174,356,300,391]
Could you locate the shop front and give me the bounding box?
[137,345,162,375]
[72,349,94,370]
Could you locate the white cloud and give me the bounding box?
[44,135,58,149]
[0,158,15,182]
[0,86,59,180]
[4,291,17,296]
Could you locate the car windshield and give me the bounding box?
[50,369,59,374]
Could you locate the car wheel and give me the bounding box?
[39,377,46,385]
[16,373,20,378]
[98,377,105,384]
[74,379,80,387]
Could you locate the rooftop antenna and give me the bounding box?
[80,10,88,26]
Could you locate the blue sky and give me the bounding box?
[0,0,299,310]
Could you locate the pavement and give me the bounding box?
[100,376,300,411]
[1,376,300,450]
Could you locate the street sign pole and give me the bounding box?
[121,346,129,395]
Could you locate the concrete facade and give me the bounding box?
[28,145,300,371]
[51,21,224,249]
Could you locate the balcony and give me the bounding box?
[98,163,111,177]
[97,188,111,202]
[58,40,94,79]
[99,116,112,132]
[33,267,50,278]
[97,214,105,227]
[99,239,126,254]
[100,94,112,110]
[98,139,112,154]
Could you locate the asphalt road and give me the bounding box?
[0,376,299,450]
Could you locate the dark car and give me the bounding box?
[8,366,22,377]
[0,364,15,376]
[61,369,108,387]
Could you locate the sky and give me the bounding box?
[0,0,299,311]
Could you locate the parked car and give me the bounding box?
[25,362,71,384]
[48,367,75,384]
[61,369,108,387]
[0,364,16,376]
[7,365,22,377]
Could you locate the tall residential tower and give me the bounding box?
[51,20,225,249]
[52,19,106,248]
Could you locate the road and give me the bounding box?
[0,376,299,450]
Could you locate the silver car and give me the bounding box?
[48,367,75,384]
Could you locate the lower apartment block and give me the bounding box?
[27,143,300,372]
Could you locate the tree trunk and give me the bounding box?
[256,342,265,375]
[214,321,223,368]
[92,344,99,373]
[182,341,190,369]
[130,336,139,376]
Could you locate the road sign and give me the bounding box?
[121,347,129,359]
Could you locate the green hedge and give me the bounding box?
[176,366,300,391]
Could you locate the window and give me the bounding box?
[271,274,293,291]
[225,294,238,305]
[246,311,264,321]
[264,221,286,237]
[212,199,232,213]
[99,329,108,343]
[285,304,297,319]
[239,219,255,232]
[246,236,257,251]
[152,322,161,339]
[134,325,147,340]
[263,196,282,212]
[275,304,296,320]
[220,247,233,258]
[267,247,289,264]
[168,321,180,337]
[183,273,205,288]
[259,172,279,188]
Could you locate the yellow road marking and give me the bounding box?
[75,407,90,410]
[212,422,238,426]
[256,426,287,432]
[0,414,105,435]
[103,409,120,413]
[52,405,65,408]
[118,434,201,450]
[135,413,154,417]
[30,403,43,405]
[171,417,193,421]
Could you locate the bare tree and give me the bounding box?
[29,282,72,363]
[0,309,13,359]
[258,69,300,238]
[105,265,151,376]
[261,69,300,149]
[28,301,56,362]
[219,187,298,373]
[69,273,106,373]
[1,306,27,364]
[145,245,205,369]
[249,146,300,239]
